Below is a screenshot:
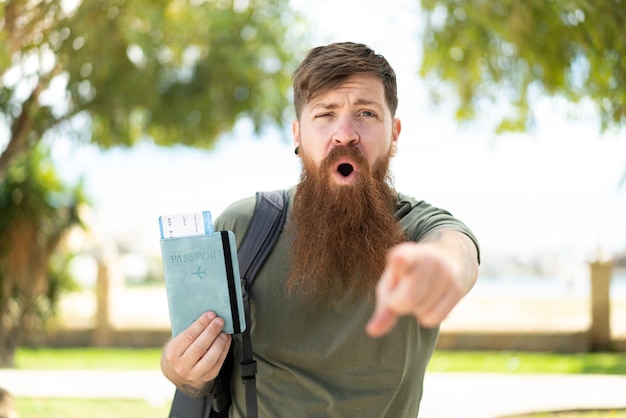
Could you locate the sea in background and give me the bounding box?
[474,271,626,299]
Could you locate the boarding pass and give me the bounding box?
[159,210,213,239]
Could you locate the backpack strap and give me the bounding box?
[236,189,288,418]
[239,189,289,288]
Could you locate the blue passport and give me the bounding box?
[159,230,246,336]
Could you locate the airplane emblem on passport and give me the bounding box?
[192,266,207,280]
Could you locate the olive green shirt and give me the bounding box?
[214,187,479,418]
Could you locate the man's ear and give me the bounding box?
[391,118,401,155]
[392,118,401,144]
[292,120,301,156]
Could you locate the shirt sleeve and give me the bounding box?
[395,194,481,264]
[213,195,257,250]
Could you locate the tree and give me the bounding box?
[0,0,304,177]
[0,145,86,367]
[418,0,626,133]
[0,0,304,366]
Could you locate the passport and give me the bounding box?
[159,212,246,336]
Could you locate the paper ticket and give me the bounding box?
[159,210,213,239]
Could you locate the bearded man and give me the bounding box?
[161,42,480,418]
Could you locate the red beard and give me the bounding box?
[287,145,406,302]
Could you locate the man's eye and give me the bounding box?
[360,111,376,117]
[315,113,332,118]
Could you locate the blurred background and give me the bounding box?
[3,1,626,416]
[1,0,625,364]
[49,1,626,265]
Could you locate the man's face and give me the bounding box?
[292,74,401,184]
[287,75,406,301]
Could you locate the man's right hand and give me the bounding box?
[161,311,232,396]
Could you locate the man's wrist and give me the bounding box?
[179,380,215,397]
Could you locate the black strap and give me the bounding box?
[237,190,288,418]
[238,190,289,284]
[220,231,241,334]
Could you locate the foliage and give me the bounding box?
[0,0,304,177]
[0,0,305,367]
[418,0,626,133]
[0,146,86,367]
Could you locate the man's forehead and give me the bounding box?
[305,77,386,110]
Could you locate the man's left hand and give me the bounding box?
[366,229,478,337]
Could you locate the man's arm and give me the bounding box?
[366,228,479,337]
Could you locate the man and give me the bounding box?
[161,42,480,417]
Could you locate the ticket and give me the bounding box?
[159,210,213,239]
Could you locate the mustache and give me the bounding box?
[288,143,404,302]
[319,145,368,172]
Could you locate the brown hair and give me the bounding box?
[292,42,398,118]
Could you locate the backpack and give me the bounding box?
[169,189,288,418]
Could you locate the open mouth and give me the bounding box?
[337,163,354,177]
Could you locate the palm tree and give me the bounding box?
[0,146,86,367]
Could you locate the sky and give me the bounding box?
[49,0,626,269]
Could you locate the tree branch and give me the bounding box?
[0,83,43,179]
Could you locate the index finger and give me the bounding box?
[366,246,409,337]
[168,311,218,358]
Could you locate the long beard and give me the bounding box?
[287,145,407,302]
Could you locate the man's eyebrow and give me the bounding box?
[310,102,339,110]
[310,98,383,110]
[354,98,381,107]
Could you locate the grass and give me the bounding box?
[427,350,626,375]
[14,347,163,370]
[14,347,626,374]
[7,348,626,417]
[427,351,626,418]
[503,411,626,418]
[15,398,171,418]
[11,347,169,418]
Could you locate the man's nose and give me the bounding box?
[332,116,360,146]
